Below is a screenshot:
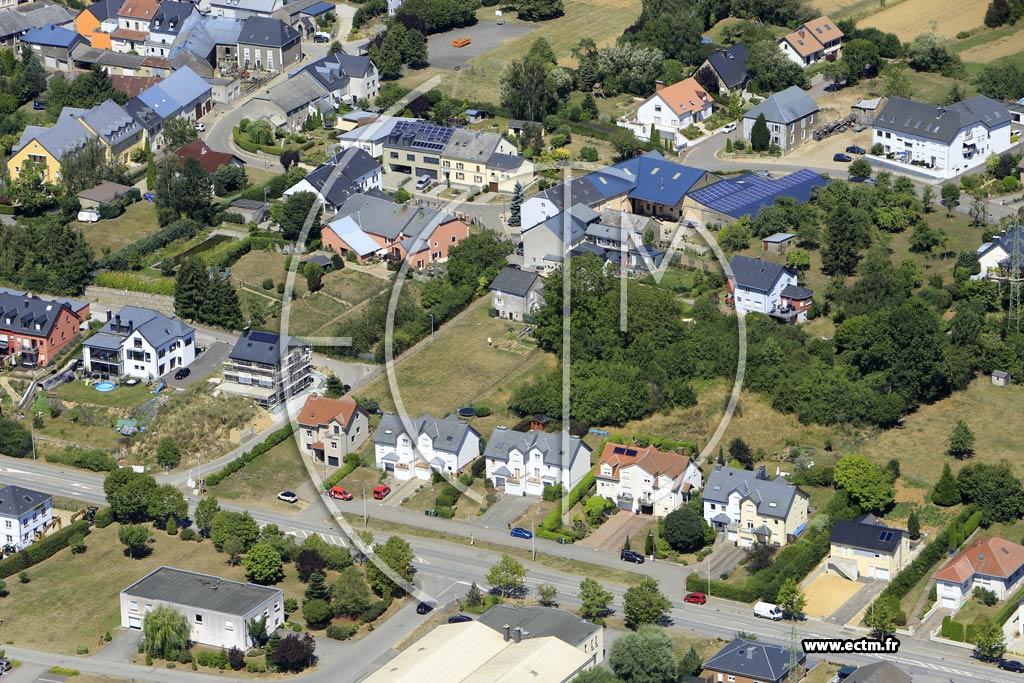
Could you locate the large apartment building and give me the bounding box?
[221,329,312,408]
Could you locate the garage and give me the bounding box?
[874,567,890,581]
[128,615,142,629]
[415,167,438,180]
[941,597,957,609]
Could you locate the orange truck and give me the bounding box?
[452,37,471,48]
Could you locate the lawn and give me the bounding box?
[400,0,642,104]
[73,201,162,257]
[860,0,987,40]
[861,377,1024,483]
[0,523,308,655]
[955,22,1024,61]
[954,594,1002,627]
[355,301,549,419]
[53,379,155,409]
[208,436,312,513]
[230,250,307,298]
[321,268,391,307]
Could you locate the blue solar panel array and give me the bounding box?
[689,168,826,218]
[391,120,454,152]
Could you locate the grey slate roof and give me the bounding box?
[78,99,141,148]
[484,427,589,470]
[703,465,802,519]
[0,484,52,517]
[228,329,307,366]
[842,662,912,683]
[169,13,245,70]
[490,266,540,297]
[85,332,124,351]
[873,95,1011,144]
[530,176,605,214]
[744,85,819,124]
[0,2,74,40]
[0,292,77,337]
[830,514,904,554]
[84,306,193,351]
[238,16,299,48]
[260,70,328,113]
[372,412,478,455]
[334,193,448,242]
[71,44,148,70]
[705,637,801,683]
[476,605,600,648]
[122,566,281,615]
[706,43,748,90]
[443,128,503,163]
[209,0,282,14]
[85,0,125,22]
[780,284,813,300]
[150,1,195,36]
[295,50,373,90]
[730,255,794,293]
[300,146,379,207]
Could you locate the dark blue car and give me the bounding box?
[510,527,533,539]
[448,614,473,623]
[143,192,155,202]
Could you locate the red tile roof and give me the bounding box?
[118,0,157,19]
[653,77,711,117]
[297,395,361,429]
[934,536,1024,583]
[595,442,692,483]
[174,140,240,175]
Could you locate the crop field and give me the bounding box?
[860,0,987,40]
[958,23,1024,63]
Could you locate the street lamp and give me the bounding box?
[360,480,367,528]
[429,313,435,340]
[531,510,536,562]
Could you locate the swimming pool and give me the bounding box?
[95,381,116,392]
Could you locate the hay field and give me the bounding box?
[860,0,987,40]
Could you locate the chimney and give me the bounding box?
[655,80,665,92]
[502,624,511,641]
[106,310,112,322]
[798,28,805,38]
[513,627,522,644]
[746,646,755,660]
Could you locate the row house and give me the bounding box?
[373,412,480,481]
[0,290,87,367]
[483,427,591,497]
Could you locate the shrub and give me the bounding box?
[246,662,266,673]
[542,484,565,501]
[46,447,117,472]
[179,528,197,541]
[204,425,294,486]
[579,146,599,162]
[360,600,388,623]
[974,587,998,606]
[93,508,114,528]
[262,278,274,290]
[685,571,756,602]
[542,472,594,532]
[0,521,91,579]
[326,624,359,640]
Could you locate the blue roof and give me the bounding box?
[689,169,826,219]
[22,23,78,48]
[626,154,708,206]
[301,0,333,15]
[465,109,481,116]
[137,66,209,121]
[762,232,795,243]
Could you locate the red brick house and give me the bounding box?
[0,291,89,367]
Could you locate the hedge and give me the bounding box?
[941,615,965,641]
[97,218,201,271]
[215,235,286,270]
[46,447,118,472]
[95,271,176,296]
[323,452,362,489]
[0,520,91,578]
[204,424,295,486]
[0,203,14,215]
[232,127,314,156]
[879,506,979,604]
[541,472,594,532]
[686,571,757,603]
[994,583,1024,627]
[747,524,832,602]
[536,527,572,542]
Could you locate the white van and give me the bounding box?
[77,208,100,223]
[754,601,783,620]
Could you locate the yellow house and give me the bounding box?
[829,514,911,582]
[8,100,143,183]
[736,487,809,548]
[703,465,809,549]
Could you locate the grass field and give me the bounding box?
[230,250,308,297]
[0,523,307,654]
[53,380,154,409]
[401,0,641,103]
[860,0,987,40]
[957,23,1024,62]
[208,436,311,513]
[862,377,1024,483]
[74,201,162,257]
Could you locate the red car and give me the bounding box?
[373,485,391,500]
[684,592,707,605]
[328,486,352,500]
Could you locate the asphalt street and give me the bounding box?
[0,455,1018,683]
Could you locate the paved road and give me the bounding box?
[1,456,1019,683]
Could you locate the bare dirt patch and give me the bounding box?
[803,572,864,618]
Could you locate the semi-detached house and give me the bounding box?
[0,290,88,367]
[593,442,703,517]
[702,465,809,548]
[373,412,480,481]
[779,15,843,67]
[483,427,592,497]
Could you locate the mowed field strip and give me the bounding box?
[859,0,987,40]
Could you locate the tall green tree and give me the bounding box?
[508,181,523,227]
[500,56,556,122]
[941,182,960,215]
[332,566,372,617]
[579,577,613,620]
[304,262,323,292]
[274,191,322,241]
[16,47,46,102]
[750,113,770,151]
[622,577,670,630]
[957,463,1024,525]
[883,64,914,99]
[486,554,527,597]
[163,116,198,150]
[834,455,894,514]
[174,258,207,321]
[974,617,1007,660]
[156,437,181,469]
[209,510,260,552]
[608,624,677,683]
[727,436,753,468]
[244,542,285,584]
[517,0,563,21]
[931,462,961,506]
[907,510,921,540]
[194,497,221,536]
[104,468,158,523]
[678,646,702,678]
[947,419,975,459]
[119,524,151,559]
[142,605,190,659]
[775,577,807,617]
[365,535,414,600]
[662,506,706,553]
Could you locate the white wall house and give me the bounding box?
[934,537,1024,610]
[283,147,382,212]
[872,96,1012,179]
[701,465,808,548]
[616,77,712,149]
[373,413,480,481]
[121,567,284,650]
[490,266,544,322]
[0,485,53,554]
[728,255,795,314]
[82,307,196,380]
[483,427,592,497]
[779,16,843,67]
[976,227,1024,279]
[593,443,703,517]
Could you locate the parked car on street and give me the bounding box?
[754,601,784,620]
[833,153,853,163]
[416,601,435,614]
[721,122,737,134]
[448,614,473,623]
[277,491,298,504]
[998,659,1024,672]
[329,486,353,500]
[684,592,707,605]
[510,527,533,539]
[845,145,866,154]
[373,485,391,500]
[620,549,644,564]
[173,367,190,380]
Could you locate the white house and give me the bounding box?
[373,412,480,481]
[701,465,809,548]
[617,77,712,149]
[779,16,843,67]
[490,266,544,322]
[121,567,284,650]
[593,442,702,517]
[483,427,592,497]
[728,255,813,323]
[0,485,53,554]
[292,50,380,106]
[297,394,370,469]
[283,147,381,212]
[976,227,1024,279]
[82,306,196,380]
[934,536,1024,610]
[872,95,1012,179]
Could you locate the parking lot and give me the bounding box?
[163,340,230,390]
[425,21,536,70]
